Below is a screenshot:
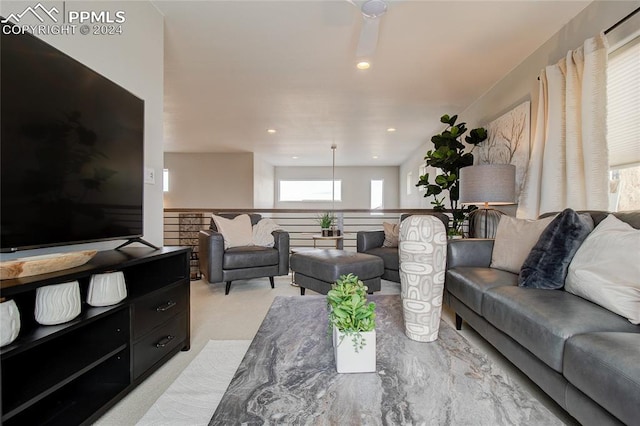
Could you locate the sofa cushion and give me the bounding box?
[564,332,640,425]
[519,209,594,290]
[490,215,555,273]
[364,247,399,271]
[482,286,639,372]
[565,214,640,324]
[446,267,518,315]
[223,246,279,269]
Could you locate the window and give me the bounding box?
[607,33,640,211]
[163,168,169,192]
[406,172,413,195]
[279,180,342,202]
[371,179,384,210]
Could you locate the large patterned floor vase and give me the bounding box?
[35,281,82,325]
[399,215,447,342]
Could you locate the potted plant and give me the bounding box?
[327,273,376,373]
[416,114,487,236]
[317,212,335,237]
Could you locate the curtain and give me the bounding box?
[517,33,609,219]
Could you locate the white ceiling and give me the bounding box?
[154,0,591,166]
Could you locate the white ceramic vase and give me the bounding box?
[399,215,448,342]
[87,271,127,307]
[35,281,81,325]
[332,326,376,373]
[0,299,21,346]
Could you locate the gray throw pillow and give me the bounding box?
[518,209,594,290]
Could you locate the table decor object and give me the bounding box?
[34,281,82,325]
[87,271,127,306]
[0,298,20,347]
[0,250,97,280]
[327,273,376,373]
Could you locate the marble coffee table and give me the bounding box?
[209,295,561,425]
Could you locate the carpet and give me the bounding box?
[211,295,564,425]
[136,340,251,426]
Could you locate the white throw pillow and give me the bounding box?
[565,215,640,324]
[490,215,555,273]
[212,214,253,249]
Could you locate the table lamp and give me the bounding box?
[459,164,516,238]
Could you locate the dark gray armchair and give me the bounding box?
[199,213,290,295]
[356,213,449,282]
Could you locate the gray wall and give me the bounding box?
[399,0,640,211]
[164,152,254,209]
[275,166,399,210]
[0,1,164,259]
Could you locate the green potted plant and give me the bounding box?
[317,212,335,237]
[327,273,376,373]
[416,114,488,236]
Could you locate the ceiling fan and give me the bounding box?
[348,0,389,59]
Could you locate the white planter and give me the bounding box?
[0,299,21,347]
[87,271,127,307]
[332,326,376,373]
[35,281,81,325]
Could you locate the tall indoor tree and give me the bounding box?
[416,114,488,235]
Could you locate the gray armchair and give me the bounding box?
[199,213,290,294]
[357,213,449,283]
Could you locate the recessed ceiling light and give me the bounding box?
[292,156,298,159]
[356,61,370,70]
[267,128,277,134]
[387,127,396,132]
[373,155,379,159]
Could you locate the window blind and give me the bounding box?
[607,36,640,167]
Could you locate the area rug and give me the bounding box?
[136,340,250,426]
[211,295,564,425]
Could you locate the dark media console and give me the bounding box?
[0,247,191,425]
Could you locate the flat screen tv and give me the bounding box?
[1,22,144,252]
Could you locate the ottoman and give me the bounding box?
[290,249,384,295]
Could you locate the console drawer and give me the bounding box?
[132,282,188,339]
[133,312,187,379]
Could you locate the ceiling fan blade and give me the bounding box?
[356,17,380,58]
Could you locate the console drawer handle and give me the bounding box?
[156,300,177,312]
[155,335,175,348]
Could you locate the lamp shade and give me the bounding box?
[459,164,516,205]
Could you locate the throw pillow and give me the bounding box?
[565,215,640,324]
[490,215,555,273]
[252,218,282,247]
[382,222,400,248]
[518,209,594,290]
[211,214,253,249]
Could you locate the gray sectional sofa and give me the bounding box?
[445,211,640,426]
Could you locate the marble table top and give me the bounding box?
[210,295,561,425]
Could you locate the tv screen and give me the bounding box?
[1,23,144,252]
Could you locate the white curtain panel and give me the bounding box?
[517,33,609,219]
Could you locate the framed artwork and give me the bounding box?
[477,101,531,199]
